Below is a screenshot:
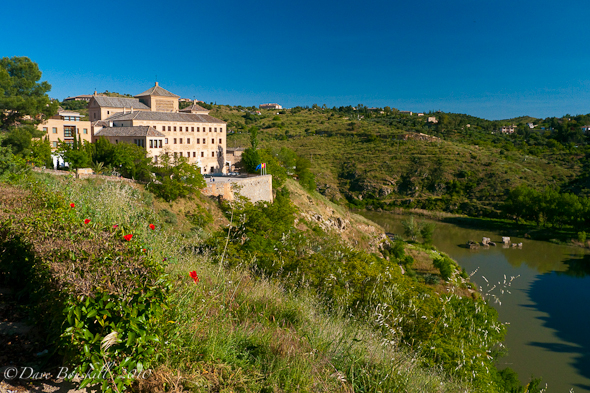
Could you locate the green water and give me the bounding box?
[362,211,590,393]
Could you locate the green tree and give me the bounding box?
[241,148,261,173]
[148,154,206,201]
[0,56,58,129]
[249,126,259,150]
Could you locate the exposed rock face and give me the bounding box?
[301,211,350,233]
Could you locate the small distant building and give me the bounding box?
[37,108,92,150]
[259,103,282,110]
[498,125,517,134]
[427,116,438,123]
[63,94,93,102]
[526,122,535,129]
[582,125,590,133]
[417,113,424,116]
[399,111,413,115]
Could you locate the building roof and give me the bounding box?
[105,111,226,124]
[180,103,210,114]
[94,126,166,138]
[92,96,150,109]
[135,82,179,98]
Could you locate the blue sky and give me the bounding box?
[3,0,590,120]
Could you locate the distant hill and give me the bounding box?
[501,115,540,124]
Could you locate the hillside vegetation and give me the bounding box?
[212,105,586,218]
[0,161,539,392]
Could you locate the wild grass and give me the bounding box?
[23,172,473,392]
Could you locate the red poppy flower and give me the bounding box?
[70,203,75,208]
[124,234,133,241]
[84,219,91,224]
[142,248,146,252]
[149,224,155,230]
[189,271,199,284]
[112,225,118,229]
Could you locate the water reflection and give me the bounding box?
[360,211,590,392]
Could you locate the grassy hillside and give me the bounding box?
[0,167,534,392]
[210,105,580,217]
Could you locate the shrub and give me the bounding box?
[433,255,454,281]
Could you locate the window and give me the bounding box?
[107,111,110,115]
[52,141,57,148]
[180,138,183,144]
[115,139,118,144]
[180,152,183,157]
[214,127,217,132]
[174,126,177,131]
[201,152,204,157]
[52,127,57,134]
[191,127,194,132]
[220,127,224,133]
[193,152,196,157]
[168,126,171,131]
[150,140,154,148]
[159,140,163,148]
[174,138,177,144]
[212,152,215,157]
[210,166,214,173]
[197,138,200,144]
[219,138,222,144]
[83,128,88,134]
[209,127,212,132]
[211,138,214,144]
[165,138,168,144]
[64,126,75,137]
[154,155,158,163]
[162,126,166,131]
[197,127,200,132]
[174,152,177,157]
[185,127,189,131]
[187,138,190,144]
[43,127,47,132]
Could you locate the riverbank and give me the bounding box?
[358,206,587,249]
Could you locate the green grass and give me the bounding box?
[6,172,475,392]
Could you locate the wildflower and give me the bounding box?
[70,203,75,208]
[124,234,133,241]
[84,219,91,224]
[112,224,118,229]
[142,248,146,252]
[189,271,199,284]
[149,224,155,230]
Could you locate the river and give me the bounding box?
[362,212,590,393]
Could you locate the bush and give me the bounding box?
[159,208,177,225]
[433,255,454,281]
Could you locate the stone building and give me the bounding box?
[259,103,282,110]
[37,108,93,149]
[92,83,227,174]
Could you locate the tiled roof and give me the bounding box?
[94,126,166,137]
[135,84,179,98]
[180,103,209,113]
[105,111,226,124]
[92,96,150,109]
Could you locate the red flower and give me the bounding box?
[70,203,75,208]
[84,219,91,224]
[112,225,118,229]
[189,271,199,284]
[124,234,133,241]
[142,248,147,252]
[149,224,155,230]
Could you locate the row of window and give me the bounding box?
[43,127,88,135]
[153,151,217,161]
[149,138,223,147]
[160,126,223,133]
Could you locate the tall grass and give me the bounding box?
[25,173,472,392]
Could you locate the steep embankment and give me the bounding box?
[1,173,486,393]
